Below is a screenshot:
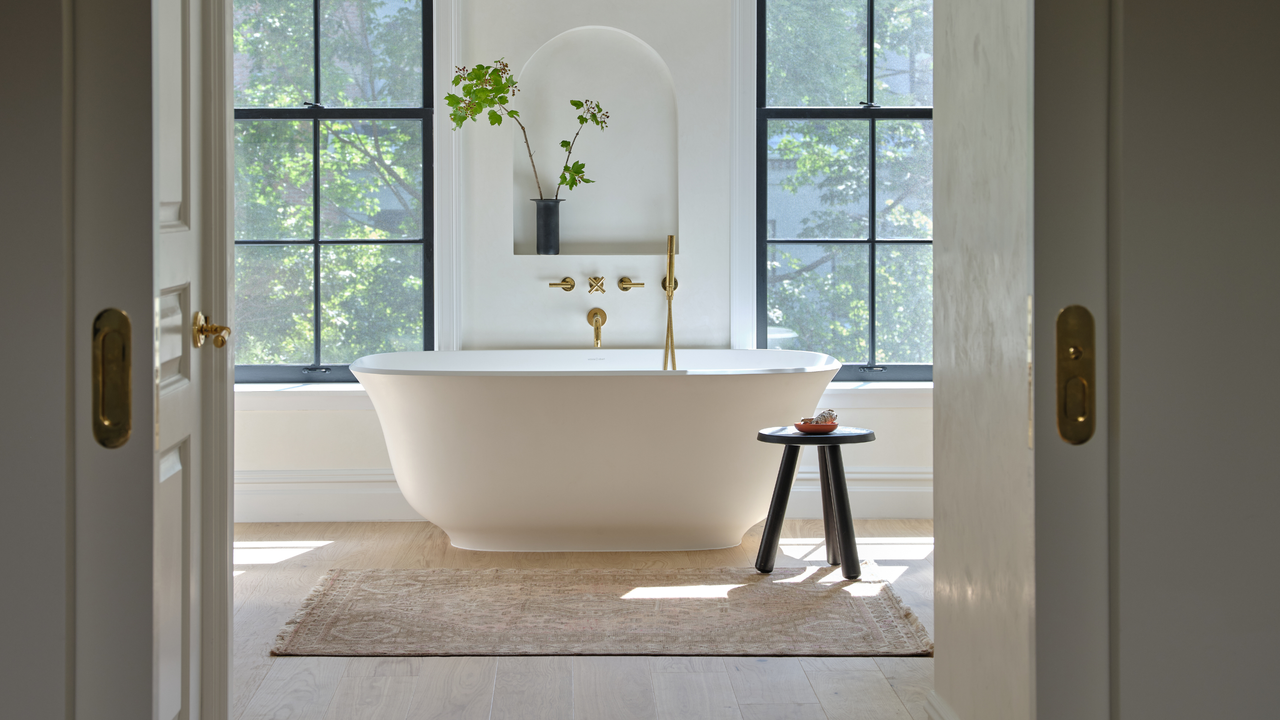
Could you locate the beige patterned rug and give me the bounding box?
[271,565,933,657]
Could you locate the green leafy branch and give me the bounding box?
[444,59,610,199]
[555,99,609,198]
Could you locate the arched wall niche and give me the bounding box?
[512,26,679,255]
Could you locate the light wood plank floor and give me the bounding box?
[234,519,934,720]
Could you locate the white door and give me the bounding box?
[931,0,1111,718]
[74,0,233,718]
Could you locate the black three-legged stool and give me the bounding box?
[754,426,876,580]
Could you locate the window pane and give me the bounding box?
[768,120,870,240]
[235,120,314,240]
[320,120,423,239]
[875,243,932,363]
[876,119,932,239]
[767,243,870,364]
[320,0,423,108]
[233,0,315,107]
[234,245,315,364]
[766,0,868,106]
[320,244,424,364]
[874,0,933,106]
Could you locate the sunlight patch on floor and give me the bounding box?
[621,584,746,599]
[233,540,332,565]
[843,582,887,597]
[773,566,821,583]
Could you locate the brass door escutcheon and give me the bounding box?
[1056,305,1096,445]
[193,311,232,348]
[92,308,132,448]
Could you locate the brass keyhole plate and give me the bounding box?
[1056,305,1096,445]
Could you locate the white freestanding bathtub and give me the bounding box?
[351,349,840,551]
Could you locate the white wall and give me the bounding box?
[0,3,73,714]
[1111,1,1280,715]
[234,383,932,522]
[453,0,735,351]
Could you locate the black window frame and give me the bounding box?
[757,0,933,382]
[234,1,433,384]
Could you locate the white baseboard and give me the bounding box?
[785,465,933,519]
[234,468,933,523]
[234,469,423,523]
[925,692,962,720]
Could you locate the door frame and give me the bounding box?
[200,0,235,716]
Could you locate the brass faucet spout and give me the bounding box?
[587,308,607,348]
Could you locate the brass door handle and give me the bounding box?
[617,277,644,291]
[193,311,232,349]
[1056,305,1096,445]
[549,277,575,292]
[92,309,132,448]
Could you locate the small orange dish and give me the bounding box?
[794,422,839,434]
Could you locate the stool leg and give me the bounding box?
[755,444,800,573]
[818,446,841,566]
[824,446,861,580]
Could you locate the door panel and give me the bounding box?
[74,0,159,715]
[156,0,207,716]
[74,0,225,718]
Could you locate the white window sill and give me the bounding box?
[234,380,932,412]
[235,383,376,411]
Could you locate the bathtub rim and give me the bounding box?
[349,348,842,378]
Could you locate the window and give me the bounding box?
[759,0,933,381]
[233,0,431,382]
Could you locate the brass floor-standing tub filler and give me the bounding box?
[662,234,677,370]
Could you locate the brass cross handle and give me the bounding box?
[192,311,232,349]
[588,277,606,294]
[617,277,645,291]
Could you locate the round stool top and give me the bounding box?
[757,426,876,445]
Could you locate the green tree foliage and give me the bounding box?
[765,0,933,366]
[233,0,424,365]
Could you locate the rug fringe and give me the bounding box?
[271,569,339,656]
[878,581,935,655]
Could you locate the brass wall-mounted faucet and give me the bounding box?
[587,308,607,348]
[548,277,575,292]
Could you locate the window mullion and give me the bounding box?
[312,119,322,368]
[867,0,876,106]
[868,118,877,369]
[867,0,878,369]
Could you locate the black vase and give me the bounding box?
[532,198,564,255]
